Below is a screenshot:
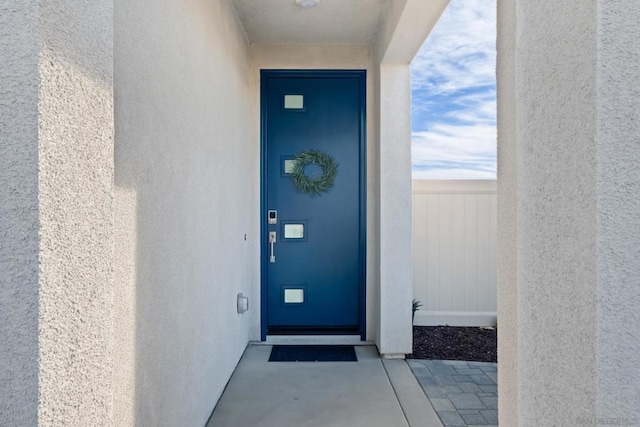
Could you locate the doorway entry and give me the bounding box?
[260,70,366,339]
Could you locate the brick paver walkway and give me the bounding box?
[408,359,498,426]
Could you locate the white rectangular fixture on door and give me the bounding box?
[284,159,296,174]
[284,224,304,239]
[284,95,304,109]
[284,289,304,303]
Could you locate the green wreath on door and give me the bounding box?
[289,149,338,195]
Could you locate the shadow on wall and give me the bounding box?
[112,0,259,424]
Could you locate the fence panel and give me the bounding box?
[412,180,497,326]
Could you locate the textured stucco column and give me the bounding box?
[0,2,40,425]
[594,0,640,420]
[0,0,114,425]
[376,64,413,357]
[497,0,640,424]
[495,0,518,425]
[372,0,448,358]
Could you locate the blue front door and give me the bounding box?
[261,70,366,338]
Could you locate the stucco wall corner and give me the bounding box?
[37,0,116,425]
[1,0,116,424]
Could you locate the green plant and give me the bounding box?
[412,298,423,322]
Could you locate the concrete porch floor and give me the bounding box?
[207,345,443,427]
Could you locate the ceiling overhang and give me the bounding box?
[230,0,388,45]
[230,0,449,64]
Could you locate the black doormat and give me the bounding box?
[268,345,358,362]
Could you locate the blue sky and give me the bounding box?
[411,0,497,179]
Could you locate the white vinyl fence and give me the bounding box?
[412,180,497,326]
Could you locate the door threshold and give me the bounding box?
[254,336,374,346]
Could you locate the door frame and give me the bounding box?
[260,70,367,341]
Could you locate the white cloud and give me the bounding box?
[443,94,496,124]
[411,0,497,180]
[411,0,496,94]
[412,125,496,165]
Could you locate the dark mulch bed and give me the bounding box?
[408,326,497,363]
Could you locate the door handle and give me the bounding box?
[269,231,276,263]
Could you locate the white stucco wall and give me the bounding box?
[595,0,640,420]
[1,0,115,425]
[496,0,518,425]
[250,44,378,342]
[0,2,40,425]
[498,0,640,424]
[114,0,258,425]
[376,63,413,356]
[511,0,600,423]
